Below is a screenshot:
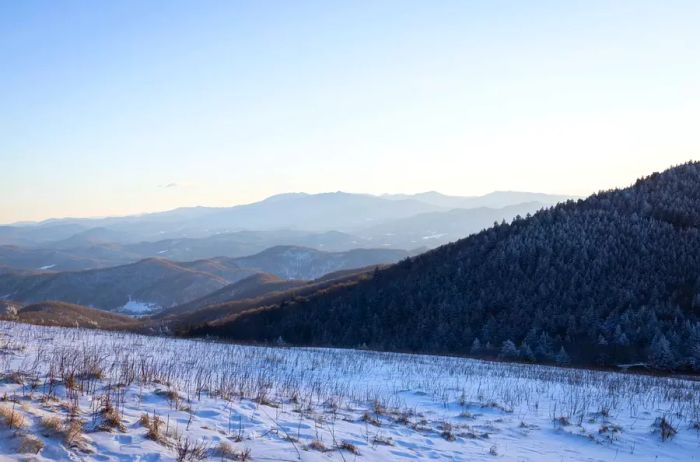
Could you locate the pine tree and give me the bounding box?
[470,338,482,355]
[519,342,535,362]
[648,333,675,370]
[535,332,553,360]
[499,340,518,359]
[555,346,570,365]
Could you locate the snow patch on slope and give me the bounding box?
[118,299,161,315]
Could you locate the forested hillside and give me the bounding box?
[190,162,700,371]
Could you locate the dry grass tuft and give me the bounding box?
[0,404,27,429]
[139,413,151,427]
[141,412,166,442]
[97,396,125,432]
[40,413,86,448]
[102,406,124,431]
[18,435,45,454]
[361,411,381,427]
[63,419,85,447]
[307,439,329,452]
[337,440,360,455]
[40,415,63,435]
[371,434,393,446]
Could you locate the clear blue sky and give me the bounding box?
[1,1,699,223]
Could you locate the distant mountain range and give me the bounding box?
[0,246,410,313]
[0,191,572,272]
[382,191,572,209]
[1,190,572,243]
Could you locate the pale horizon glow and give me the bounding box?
[1,1,699,224]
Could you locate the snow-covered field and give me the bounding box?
[0,321,698,461]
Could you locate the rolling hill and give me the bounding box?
[0,258,236,313]
[0,246,411,314]
[0,301,137,329]
[156,273,307,317]
[230,245,411,279]
[154,266,380,330]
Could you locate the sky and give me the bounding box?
[1,0,699,224]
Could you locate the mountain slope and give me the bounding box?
[0,258,237,312]
[158,273,307,316]
[189,162,700,372]
[359,202,548,248]
[0,245,114,272]
[157,266,379,330]
[231,245,412,279]
[0,301,137,329]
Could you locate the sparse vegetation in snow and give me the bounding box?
[0,320,699,461]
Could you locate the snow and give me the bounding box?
[118,300,161,315]
[38,264,56,270]
[0,321,698,461]
[158,250,169,254]
[421,233,447,240]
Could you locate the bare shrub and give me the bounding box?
[175,436,210,461]
[217,441,236,459]
[654,416,678,441]
[554,416,570,427]
[218,442,252,461]
[5,371,25,384]
[598,423,623,443]
[236,447,251,461]
[372,399,386,415]
[361,411,381,427]
[440,421,456,441]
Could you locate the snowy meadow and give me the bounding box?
[0,321,698,461]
